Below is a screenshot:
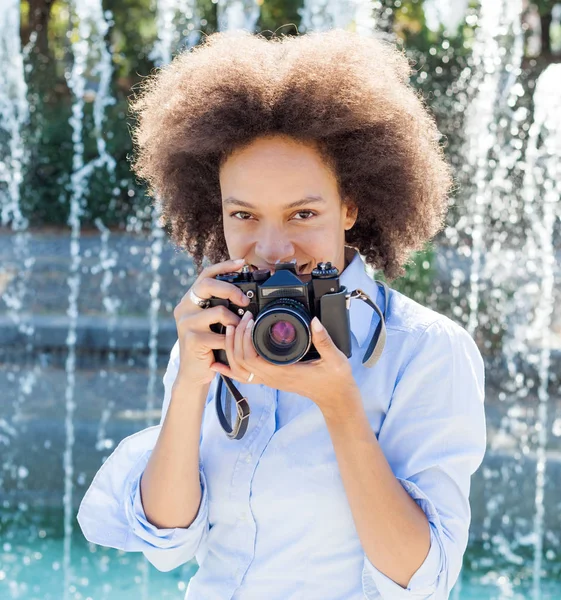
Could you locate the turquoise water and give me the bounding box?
[3,537,561,599]
[2,511,561,599]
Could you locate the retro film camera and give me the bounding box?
[207,259,390,441]
[209,260,350,366]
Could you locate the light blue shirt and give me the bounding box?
[77,248,487,599]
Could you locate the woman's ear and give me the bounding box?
[343,200,358,231]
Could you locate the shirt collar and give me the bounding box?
[339,246,381,348]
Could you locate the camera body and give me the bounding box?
[208,261,352,366]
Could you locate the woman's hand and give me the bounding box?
[173,258,251,389]
[209,311,361,418]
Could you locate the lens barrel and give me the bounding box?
[252,298,312,365]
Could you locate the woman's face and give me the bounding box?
[219,134,357,275]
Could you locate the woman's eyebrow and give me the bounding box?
[223,195,326,209]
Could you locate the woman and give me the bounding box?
[77,29,486,599]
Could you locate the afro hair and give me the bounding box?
[129,28,453,282]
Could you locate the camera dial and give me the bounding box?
[311,262,339,278]
[239,264,253,282]
[252,269,270,282]
[215,272,240,283]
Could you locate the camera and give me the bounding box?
[208,261,352,365]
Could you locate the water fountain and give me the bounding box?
[62,1,117,598]
[217,0,261,32]
[0,0,34,491]
[299,0,379,34]
[423,0,469,33]
[1,1,560,598]
[523,62,561,600]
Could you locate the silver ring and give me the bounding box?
[189,288,210,309]
[247,372,255,383]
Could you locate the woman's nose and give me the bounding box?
[254,232,295,265]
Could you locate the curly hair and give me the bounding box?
[129,28,453,282]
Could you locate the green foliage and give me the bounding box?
[103,0,158,81]
[20,93,73,225]
[533,0,557,16]
[256,0,303,36]
[376,243,437,305]
[197,0,219,33]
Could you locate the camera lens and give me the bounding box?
[252,298,311,365]
[269,321,297,347]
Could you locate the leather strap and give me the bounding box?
[215,375,251,440]
[215,280,390,440]
[359,280,390,368]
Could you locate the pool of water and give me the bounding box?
[0,535,196,599]
[2,511,561,600]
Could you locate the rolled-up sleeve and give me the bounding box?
[77,340,212,572]
[362,317,487,599]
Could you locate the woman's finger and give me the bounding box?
[177,258,247,313]
[195,331,228,351]
[224,322,250,380]
[234,311,252,369]
[198,257,246,280]
[192,277,250,308]
[180,304,241,331]
[209,361,240,381]
[224,325,237,369]
[243,318,259,361]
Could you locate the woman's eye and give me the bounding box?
[230,210,316,221]
[292,210,316,220]
[231,211,253,220]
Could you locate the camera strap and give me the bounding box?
[215,280,391,440]
[215,374,251,440]
[350,279,391,369]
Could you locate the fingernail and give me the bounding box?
[226,325,234,336]
[234,258,245,264]
[311,317,323,332]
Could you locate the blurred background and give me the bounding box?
[1,0,560,598]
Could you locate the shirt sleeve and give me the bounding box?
[362,317,487,599]
[76,339,212,572]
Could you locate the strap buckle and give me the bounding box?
[216,375,252,440]
[346,288,369,308]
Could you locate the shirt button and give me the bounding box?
[239,512,248,522]
[244,453,252,463]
